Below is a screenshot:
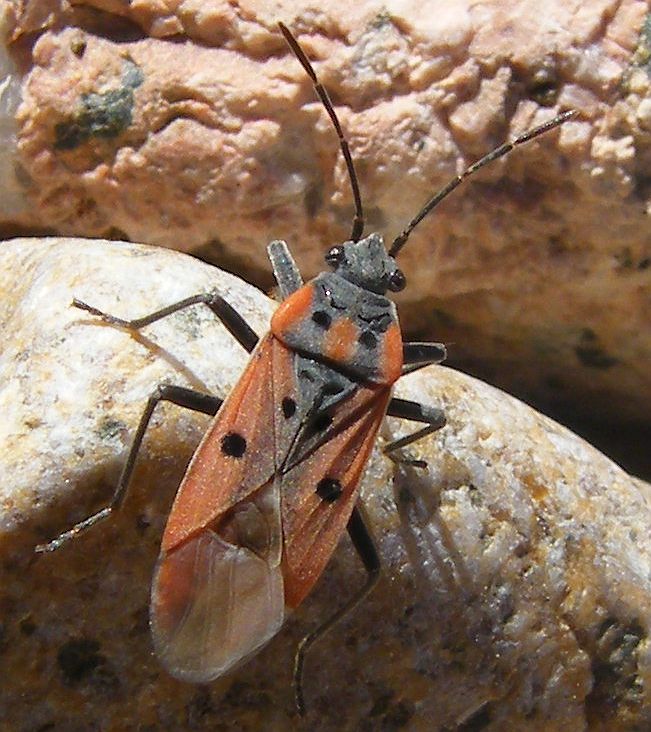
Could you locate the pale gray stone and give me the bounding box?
[1,238,650,730]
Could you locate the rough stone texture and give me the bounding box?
[2,238,651,730]
[0,1,649,431]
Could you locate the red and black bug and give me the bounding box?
[36,22,575,714]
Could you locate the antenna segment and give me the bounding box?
[279,22,365,242]
[388,109,577,257]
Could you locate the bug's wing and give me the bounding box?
[161,334,283,552]
[150,481,285,682]
[279,384,392,608]
[151,334,294,682]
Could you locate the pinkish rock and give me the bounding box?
[1,1,650,430]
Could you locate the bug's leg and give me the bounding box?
[384,397,446,467]
[35,385,222,553]
[402,341,447,376]
[73,291,259,353]
[294,505,380,716]
[267,239,304,298]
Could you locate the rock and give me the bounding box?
[0,2,649,427]
[1,237,650,730]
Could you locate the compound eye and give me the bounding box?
[325,246,344,267]
[388,268,406,292]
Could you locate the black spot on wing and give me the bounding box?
[316,477,343,502]
[221,432,247,458]
[282,397,297,418]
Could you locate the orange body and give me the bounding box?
[150,285,403,681]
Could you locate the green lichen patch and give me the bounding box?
[368,10,394,31]
[54,59,144,151]
[97,416,126,441]
[526,64,560,107]
[632,13,651,76]
[587,619,646,724]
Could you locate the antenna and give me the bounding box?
[279,22,365,242]
[388,109,577,257]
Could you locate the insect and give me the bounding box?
[36,22,575,714]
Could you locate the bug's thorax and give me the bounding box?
[271,233,404,385]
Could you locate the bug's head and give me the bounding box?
[324,232,406,295]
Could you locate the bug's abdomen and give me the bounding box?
[271,276,403,385]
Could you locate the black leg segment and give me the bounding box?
[73,290,259,354]
[35,384,222,554]
[293,505,380,716]
[385,397,446,456]
[402,341,447,375]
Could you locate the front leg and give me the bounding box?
[73,290,259,354]
[402,341,447,375]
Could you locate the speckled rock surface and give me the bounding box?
[0,1,650,429]
[2,238,651,730]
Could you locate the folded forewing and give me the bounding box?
[161,335,282,553]
[279,384,391,608]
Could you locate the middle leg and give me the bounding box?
[384,396,446,461]
[36,385,223,553]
